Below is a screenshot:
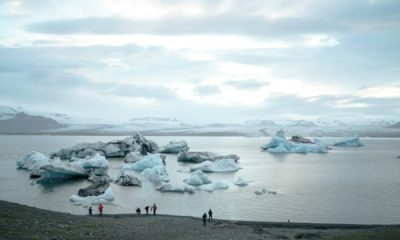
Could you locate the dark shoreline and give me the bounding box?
[1,200,399,240]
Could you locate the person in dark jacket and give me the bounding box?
[145,206,149,215]
[202,212,207,226]
[208,209,213,221]
[88,206,92,216]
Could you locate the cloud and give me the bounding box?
[106,84,178,100]
[224,79,268,90]
[194,85,220,95]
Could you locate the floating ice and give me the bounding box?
[233,176,250,186]
[178,151,239,163]
[190,159,241,172]
[200,181,229,192]
[159,140,189,154]
[333,137,363,147]
[183,170,212,186]
[17,151,50,171]
[37,162,88,184]
[254,188,277,196]
[114,169,141,186]
[78,181,110,197]
[71,153,109,169]
[70,186,114,206]
[122,154,164,172]
[124,151,143,163]
[157,183,194,193]
[141,165,169,183]
[261,130,329,153]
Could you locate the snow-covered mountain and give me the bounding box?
[286,119,317,127]
[0,106,23,120]
[0,112,66,133]
[244,119,276,126]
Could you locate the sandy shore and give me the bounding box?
[0,200,399,240]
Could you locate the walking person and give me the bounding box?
[208,209,213,222]
[202,212,207,226]
[88,206,92,216]
[151,203,157,215]
[145,206,149,215]
[98,203,104,216]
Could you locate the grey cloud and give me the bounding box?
[194,85,220,95]
[224,79,268,90]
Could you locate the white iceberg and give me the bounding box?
[177,151,239,163]
[261,130,329,153]
[333,137,363,147]
[183,170,212,186]
[159,140,189,154]
[71,153,109,169]
[233,176,250,186]
[70,186,114,206]
[156,183,194,193]
[37,162,88,184]
[200,181,229,192]
[104,143,125,157]
[190,159,241,172]
[114,169,141,186]
[17,151,50,171]
[124,151,143,163]
[141,165,169,183]
[122,154,164,172]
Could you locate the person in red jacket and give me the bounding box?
[98,203,104,216]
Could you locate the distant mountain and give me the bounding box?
[0,105,23,120]
[0,112,66,133]
[388,122,400,129]
[315,118,347,127]
[287,120,317,127]
[244,119,276,126]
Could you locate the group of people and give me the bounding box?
[202,209,213,226]
[136,203,157,215]
[88,203,157,216]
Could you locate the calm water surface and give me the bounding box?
[0,135,399,224]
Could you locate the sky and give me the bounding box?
[0,0,399,124]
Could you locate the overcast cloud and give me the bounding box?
[0,0,399,123]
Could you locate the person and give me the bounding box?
[88,206,92,216]
[98,203,104,216]
[145,206,149,215]
[202,212,207,226]
[151,203,157,215]
[136,207,141,214]
[208,209,213,222]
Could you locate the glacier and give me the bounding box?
[200,181,229,192]
[190,159,241,172]
[333,137,363,147]
[261,130,329,153]
[177,151,240,163]
[183,170,212,186]
[159,140,189,154]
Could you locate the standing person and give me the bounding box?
[88,206,92,216]
[98,203,104,216]
[151,203,157,215]
[136,207,141,214]
[145,206,149,215]
[202,212,207,226]
[208,209,213,222]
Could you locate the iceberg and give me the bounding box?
[254,188,277,196]
[200,181,229,192]
[70,186,114,206]
[233,176,250,186]
[17,151,50,172]
[104,143,125,157]
[71,153,109,169]
[183,170,211,186]
[333,137,363,147]
[159,140,189,154]
[78,181,110,197]
[124,151,143,163]
[190,159,241,173]
[156,183,194,193]
[37,162,88,184]
[177,151,240,163]
[114,169,142,186]
[51,142,106,159]
[141,165,169,183]
[261,130,329,153]
[122,154,164,172]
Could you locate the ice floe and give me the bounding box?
[183,170,212,186]
[70,153,109,169]
[190,159,241,172]
[156,183,194,193]
[70,186,114,206]
[122,154,164,172]
[124,151,143,163]
[233,176,250,186]
[37,162,88,184]
[114,169,141,186]
[200,181,229,192]
[78,181,110,197]
[141,165,169,183]
[159,140,189,154]
[333,137,363,147]
[177,151,239,163]
[17,151,50,172]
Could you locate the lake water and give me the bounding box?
[0,135,399,224]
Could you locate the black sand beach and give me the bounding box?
[0,200,399,240]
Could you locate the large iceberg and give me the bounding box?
[70,186,114,206]
[333,137,363,147]
[17,151,51,176]
[183,170,212,186]
[78,181,110,197]
[71,153,109,169]
[190,159,241,172]
[37,162,88,184]
[156,183,194,193]
[177,151,240,163]
[141,165,169,183]
[122,154,164,172]
[124,151,143,163]
[159,140,189,154]
[261,130,329,153]
[200,181,229,192]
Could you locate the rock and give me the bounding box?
[114,169,142,186]
[124,151,143,163]
[159,140,189,154]
[177,151,240,163]
[78,181,110,197]
[294,232,321,239]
